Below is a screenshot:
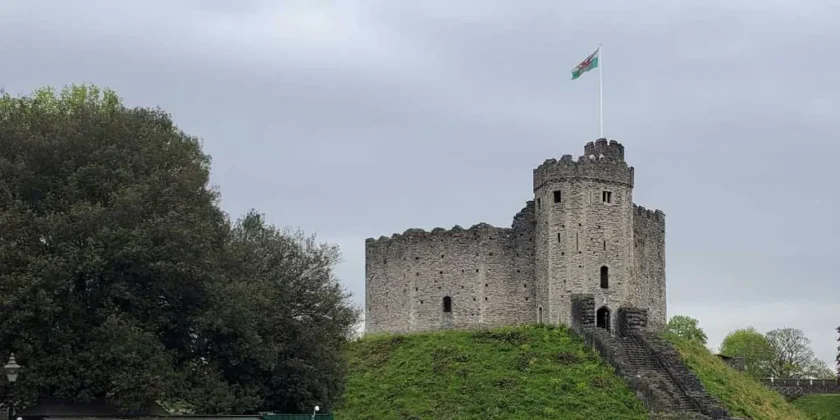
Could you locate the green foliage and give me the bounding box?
[837,326,840,378]
[0,84,360,414]
[335,324,650,420]
[720,327,775,379]
[720,327,830,381]
[791,394,840,420]
[665,335,808,420]
[664,315,708,345]
[765,328,829,380]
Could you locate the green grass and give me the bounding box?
[791,394,840,420]
[335,324,649,420]
[665,334,808,420]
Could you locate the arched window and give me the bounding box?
[443,296,452,313]
[600,266,609,289]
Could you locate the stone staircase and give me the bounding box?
[620,334,700,414]
[570,294,737,419]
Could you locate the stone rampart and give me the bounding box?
[632,204,667,330]
[365,203,536,334]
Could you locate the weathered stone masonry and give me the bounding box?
[365,139,666,334]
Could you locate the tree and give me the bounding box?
[765,328,828,380]
[837,326,840,379]
[0,84,360,413]
[719,327,774,379]
[185,211,361,414]
[721,327,831,380]
[665,315,708,345]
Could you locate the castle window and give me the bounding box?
[557,233,561,243]
[538,307,543,323]
[553,190,562,203]
[602,191,612,203]
[603,240,607,251]
[600,266,609,289]
[443,296,452,313]
[537,198,541,209]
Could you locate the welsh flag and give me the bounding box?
[571,47,600,80]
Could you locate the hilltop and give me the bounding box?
[336,324,648,419]
[336,324,815,420]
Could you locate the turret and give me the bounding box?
[532,139,636,330]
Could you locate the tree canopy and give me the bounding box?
[0,84,360,414]
[665,315,708,346]
[719,326,831,380]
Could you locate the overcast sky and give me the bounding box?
[1,0,837,369]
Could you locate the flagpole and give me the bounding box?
[599,44,603,138]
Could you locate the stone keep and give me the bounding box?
[364,139,666,334]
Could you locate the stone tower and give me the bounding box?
[364,138,666,335]
[533,139,635,331]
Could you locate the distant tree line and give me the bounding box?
[665,316,834,380]
[0,85,361,414]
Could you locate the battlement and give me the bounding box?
[365,222,512,247]
[584,138,625,161]
[533,142,634,191]
[633,205,666,222]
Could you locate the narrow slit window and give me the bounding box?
[603,240,606,251]
[537,198,541,209]
[576,233,579,251]
[557,232,561,243]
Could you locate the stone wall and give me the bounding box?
[364,204,536,334]
[618,307,648,335]
[632,204,667,330]
[760,378,840,399]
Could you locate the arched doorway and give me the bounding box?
[596,306,611,331]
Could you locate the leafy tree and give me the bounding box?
[0,84,360,414]
[665,315,708,345]
[185,211,361,414]
[719,327,774,379]
[720,327,831,380]
[837,326,840,379]
[765,328,827,380]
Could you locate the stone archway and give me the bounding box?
[596,306,611,331]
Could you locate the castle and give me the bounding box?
[364,139,666,335]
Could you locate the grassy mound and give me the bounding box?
[791,394,840,420]
[665,335,807,420]
[336,324,649,420]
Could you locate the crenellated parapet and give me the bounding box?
[584,138,625,161]
[365,222,512,249]
[633,205,666,236]
[533,141,634,191]
[633,205,665,221]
